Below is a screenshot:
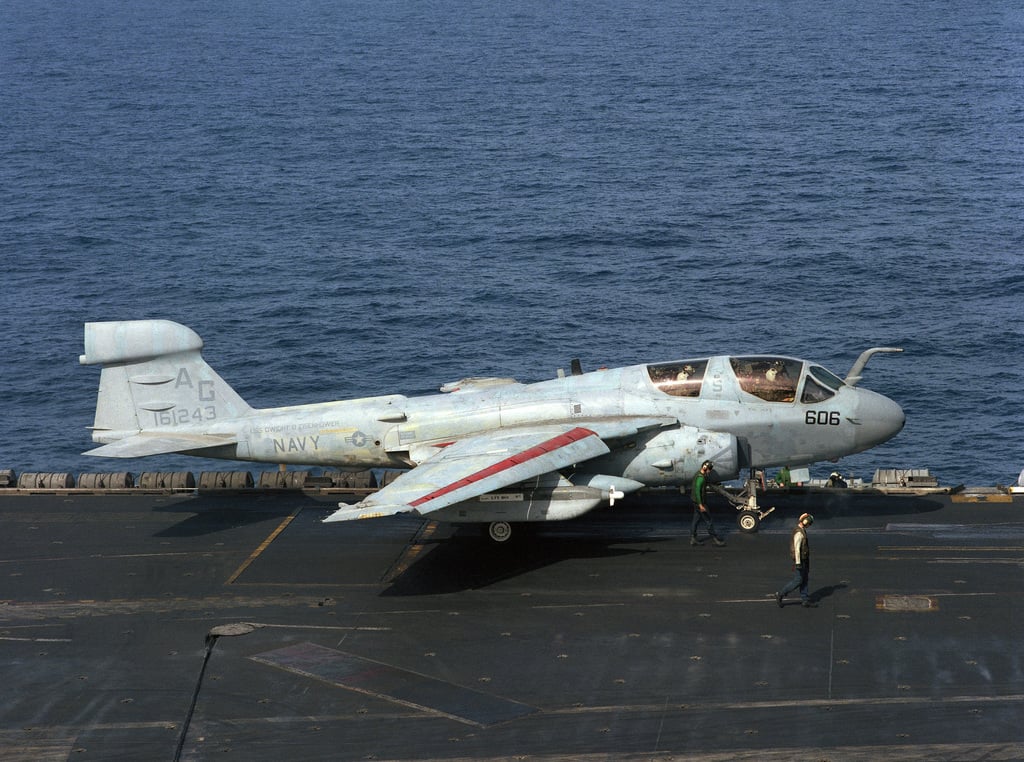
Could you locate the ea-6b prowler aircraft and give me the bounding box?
[80,320,905,541]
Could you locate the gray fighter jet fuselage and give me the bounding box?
[80,321,905,540]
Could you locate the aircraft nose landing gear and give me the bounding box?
[728,477,775,533]
[738,509,761,532]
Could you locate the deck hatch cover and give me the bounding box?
[876,595,938,612]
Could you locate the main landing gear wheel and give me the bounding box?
[737,510,760,533]
[487,521,513,543]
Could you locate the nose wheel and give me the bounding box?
[738,510,761,533]
[729,477,775,533]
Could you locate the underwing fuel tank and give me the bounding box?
[427,473,643,525]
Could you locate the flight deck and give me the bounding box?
[1,487,1022,760]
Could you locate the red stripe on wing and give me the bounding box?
[409,427,597,509]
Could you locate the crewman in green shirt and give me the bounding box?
[690,460,726,547]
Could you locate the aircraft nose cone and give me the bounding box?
[855,391,905,451]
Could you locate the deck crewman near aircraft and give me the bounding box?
[775,513,816,608]
[690,460,726,547]
[827,471,848,488]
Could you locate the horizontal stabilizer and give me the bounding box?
[83,432,238,458]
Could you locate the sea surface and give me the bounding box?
[2,0,1022,488]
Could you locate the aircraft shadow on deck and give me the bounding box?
[151,494,309,538]
[379,490,947,595]
[154,509,295,537]
[382,530,669,596]
[146,490,944,539]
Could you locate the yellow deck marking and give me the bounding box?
[225,508,301,585]
[382,521,438,583]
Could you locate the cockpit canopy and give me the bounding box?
[801,364,845,403]
[729,356,802,402]
[646,359,709,398]
[647,356,847,403]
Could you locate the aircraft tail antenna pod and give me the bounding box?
[845,347,903,387]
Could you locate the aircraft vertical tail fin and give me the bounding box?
[80,320,252,455]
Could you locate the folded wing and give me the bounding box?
[325,424,611,523]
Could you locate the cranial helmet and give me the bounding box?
[799,513,814,526]
[701,460,714,471]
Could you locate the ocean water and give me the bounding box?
[2,0,1022,487]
